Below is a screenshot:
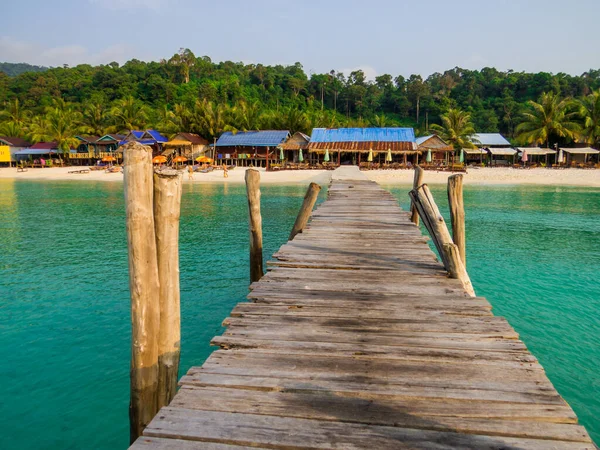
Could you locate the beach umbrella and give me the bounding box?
[279,148,284,161]
[196,155,213,163]
[323,148,330,162]
[385,148,392,162]
[102,156,116,162]
[459,149,464,163]
[426,149,432,163]
[521,150,528,163]
[367,149,373,162]
[557,148,564,164]
[152,155,167,164]
[298,149,304,162]
[173,156,188,163]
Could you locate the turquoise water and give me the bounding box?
[0,180,598,448]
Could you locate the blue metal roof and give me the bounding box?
[216,130,290,147]
[146,129,168,143]
[472,133,511,146]
[310,128,416,143]
[15,149,58,155]
[415,135,433,145]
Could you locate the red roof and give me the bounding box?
[0,136,31,147]
[30,142,58,150]
[176,132,209,145]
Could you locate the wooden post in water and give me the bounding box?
[289,182,321,240]
[123,142,160,443]
[447,174,466,266]
[410,165,424,225]
[245,169,264,282]
[442,243,475,297]
[153,169,183,409]
[409,184,475,297]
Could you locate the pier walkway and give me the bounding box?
[133,167,593,449]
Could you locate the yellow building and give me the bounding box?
[0,145,11,163]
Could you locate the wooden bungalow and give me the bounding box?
[464,133,514,166]
[307,127,418,166]
[0,136,31,166]
[560,147,600,166]
[214,130,290,168]
[162,132,209,161]
[516,147,556,166]
[14,142,67,166]
[487,147,518,166]
[96,134,125,155]
[119,130,168,156]
[278,132,310,163]
[415,135,453,165]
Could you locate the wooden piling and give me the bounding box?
[123,142,160,443]
[442,243,475,297]
[409,184,453,268]
[153,169,183,409]
[245,169,264,283]
[447,174,466,266]
[409,183,475,297]
[410,165,424,225]
[289,182,321,240]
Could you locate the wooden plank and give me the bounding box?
[144,408,593,449]
[130,437,264,449]
[179,372,565,405]
[169,386,589,441]
[210,336,537,365]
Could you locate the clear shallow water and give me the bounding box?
[0,180,598,447]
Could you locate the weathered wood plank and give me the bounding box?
[144,408,593,449]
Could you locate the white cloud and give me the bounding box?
[0,37,134,67]
[340,65,378,82]
[89,0,174,11]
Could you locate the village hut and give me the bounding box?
[559,147,600,166]
[415,135,453,165]
[162,132,209,162]
[516,147,556,166]
[278,132,310,164]
[14,142,66,166]
[0,137,31,166]
[467,133,515,166]
[307,128,417,166]
[119,130,168,156]
[214,130,290,167]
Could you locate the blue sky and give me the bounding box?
[2,0,599,78]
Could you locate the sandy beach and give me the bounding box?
[0,165,598,187]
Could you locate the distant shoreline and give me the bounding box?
[1,166,599,188]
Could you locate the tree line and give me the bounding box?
[1,49,600,152]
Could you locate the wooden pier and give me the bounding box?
[132,167,593,449]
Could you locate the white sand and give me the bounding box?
[1,165,598,187]
[366,167,600,187]
[0,165,333,186]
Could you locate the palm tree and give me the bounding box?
[516,92,580,148]
[231,100,263,131]
[27,115,50,143]
[578,90,600,147]
[0,98,30,126]
[191,99,234,139]
[82,102,112,136]
[111,96,149,132]
[45,107,82,158]
[430,108,477,149]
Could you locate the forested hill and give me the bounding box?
[1,50,600,142]
[0,62,48,77]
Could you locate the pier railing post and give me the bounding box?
[410,165,424,225]
[409,184,475,297]
[123,142,160,443]
[153,169,183,409]
[245,169,264,283]
[447,174,466,266]
[289,182,321,240]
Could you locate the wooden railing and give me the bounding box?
[69,152,92,159]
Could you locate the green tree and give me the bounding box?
[430,108,477,149]
[82,102,111,136]
[111,96,149,131]
[577,90,600,146]
[516,92,580,147]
